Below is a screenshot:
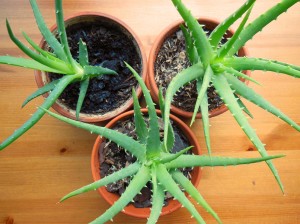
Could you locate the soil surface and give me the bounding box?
[49,21,141,114]
[154,29,224,112]
[99,116,193,208]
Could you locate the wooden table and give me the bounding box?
[0,0,299,223]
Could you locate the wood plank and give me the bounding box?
[0,0,299,223]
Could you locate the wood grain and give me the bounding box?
[0,0,299,223]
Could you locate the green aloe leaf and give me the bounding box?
[172,0,213,67]
[159,146,193,164]
[125,62,161,157]
[166,154,285,169]
[90,166,151,224]
[225,74,300,131]
[0,75,76,150]
[0,56,62,73]
[158,87,174,152]
[212,74,284,193]
[234,93,254,119]
[171,170,221,224]
[200,93,211,156]
[180,24,199,65]
[157,164,205,224]
[42,107,146,161]
[222,57,300,78]
[228,0,299,56]
[55,0,75,67]
[29,0,67,62]
[22,79,61,108]
[60,162,140,202]
[79,39,89,67]
[164,62,204,148]
[83,65,117,78]
[22,31,64,63]
[211,63,261,85]
[75,77,89,120]
[6,19,71,74]
[132,88,148,145]
[191,65,213,125]
[147,167,165,224]
[209,0,256,49]
[218,4,254,58]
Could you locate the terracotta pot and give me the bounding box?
[91,109,201,218]
[35,12,147,123]
[147,18,249,119]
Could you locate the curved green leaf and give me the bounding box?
[171,170,221,224]
[158,87,174,152]
[79,39,89,67]
[42,108,146,161]
[211,63,261,85]
[0,75,76,150]
[225,74,300,131]
[166,154,285,169]
[132,88,148,145]
[0,56,62,73]
[90,166,151,224]
[218,4,254,58]
[160,146,193,164]
[22,31,64,63]
[222,57,300,78]
[147,166,165,224]
[125,62,161,157]
[212,74,284,193]
[180,24,199,65]
[191,65,213,125]
[228,0,299,56]
[60,162,140,202]
[6,19,71,74]
[164,62,204,148]
[157,164,205,224]
[172,0,213,67]
[55,0,75,67]
[200,93,211,156]
[29,0,67,61]
[209,0,256,49]
[75,77,89,120]
[234,93,254,119]
[22,79,61,108]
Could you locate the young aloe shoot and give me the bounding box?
[43,64,284,224]
[0,0,117,150]
[164,0,300,193]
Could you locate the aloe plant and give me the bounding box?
[0,0,117,150]
[164,0,300,193]
[43,63,283,224]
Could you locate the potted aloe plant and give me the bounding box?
[161,0,300,193]
[43,63,283,223]
[0,0,146,151]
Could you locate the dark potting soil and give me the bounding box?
[49,21,141,114]
[154,29,223,112]
[99,116,193,208]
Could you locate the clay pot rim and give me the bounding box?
[147,17,250,119]
[34,12,147,123]
[91,108,201,218]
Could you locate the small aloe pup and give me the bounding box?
[0,0,116,150]
[43,63,283,224]
[164,0,300,193]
